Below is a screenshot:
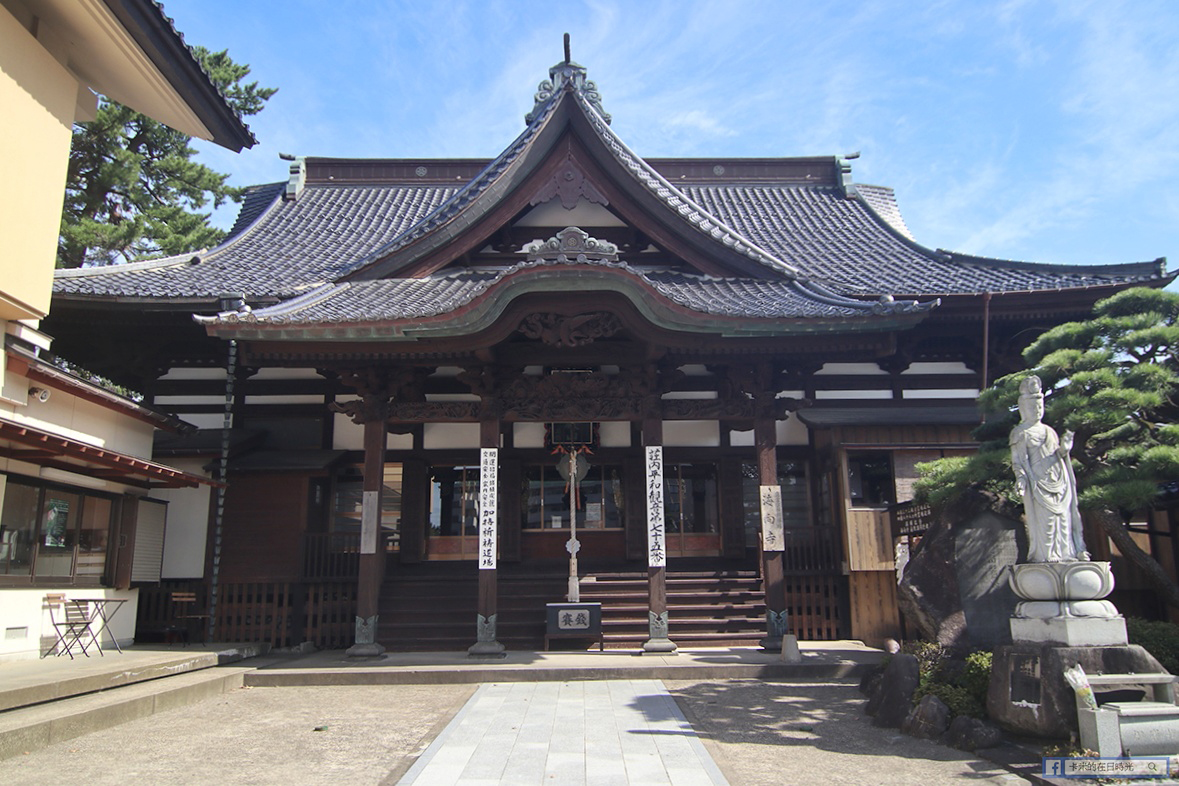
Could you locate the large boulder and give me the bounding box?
[941,715,1003,751]
[902,694,951,739]
[897,489,1024,649]
[871,653,921,728]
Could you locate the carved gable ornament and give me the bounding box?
[523,227,619,264]
[530,158,609,209]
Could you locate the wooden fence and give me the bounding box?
[785,574,844,640]
[137,580,355,649]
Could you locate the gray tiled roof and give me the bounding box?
[684,185,1163,296]
[200,258,922,333]
[55,183,459,300]
[853,184,914,240]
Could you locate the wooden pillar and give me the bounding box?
[469,416,506,656]
[347,416,387,656]
[642,411,676,654]
[756,411,788,651]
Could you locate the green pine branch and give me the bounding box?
[58,46,276,268]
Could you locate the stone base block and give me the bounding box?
[1104,701,1179,756]
[988,643,1166,739]
[1010,615,1128,647]
[642,638,678,654]
[467,640,507,658]
[345,641,386,658]
[781,634,802,664]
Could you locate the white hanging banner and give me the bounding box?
[645,446,666,567]
[360,490,379,554]
[479,448,499,569]
[759,484,785,552]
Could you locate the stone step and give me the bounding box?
[0,644,267,714]
[0,665,253,761]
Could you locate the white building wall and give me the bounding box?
[154,458,211,579]
[423,423,480,450]
[663,420,720,447]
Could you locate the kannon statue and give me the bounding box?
[1009,375,1089,562]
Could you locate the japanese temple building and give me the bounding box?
[46,54,1172,653]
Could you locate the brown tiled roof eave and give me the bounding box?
[5,345,193,434]
[107,0,256,151]
[0,418,220,489]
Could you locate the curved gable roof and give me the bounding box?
[341,73,802,282]
[52,55,1170,311]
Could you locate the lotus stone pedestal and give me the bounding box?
[1007,561,1127,647]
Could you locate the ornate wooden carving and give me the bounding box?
[517,312,622,347]
[522,226,619,263]
[329,366,434,424]
[387,401,481,421]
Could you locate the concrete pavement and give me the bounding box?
[0,643,1049,784]
[399,680,728,785]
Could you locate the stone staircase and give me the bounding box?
[579,570,766,649]
[378,568,569,651]
[377,567,766,651]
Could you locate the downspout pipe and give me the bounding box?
[981,291,992,422]
[207,297,241,641]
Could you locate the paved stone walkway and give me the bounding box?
[397,679,728,785]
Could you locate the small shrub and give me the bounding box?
[1127,618,1179,674]
[959,650,993,698]
[904,641,993,719]
[917,681,986,719]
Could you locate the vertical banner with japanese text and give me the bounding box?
[360,490,378,554]
[645,446,666,567]
[479,448,498,569]
[759,484,785,552]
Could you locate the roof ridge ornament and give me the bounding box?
[523,227,619,263]
[525,34,611,126]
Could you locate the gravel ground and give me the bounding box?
[3,684,476,786]
[664,679,1032,786]
[3,679,1033,785]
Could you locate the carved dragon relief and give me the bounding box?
[517,312,623,347]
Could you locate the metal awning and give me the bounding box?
[0,418,220,489]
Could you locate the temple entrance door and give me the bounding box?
[520,462,627,561]
[663,462,722,558]
[426,465,480,560]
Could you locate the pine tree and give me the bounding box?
[915,286,1179,607]
[58,47,276,268]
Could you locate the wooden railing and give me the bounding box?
[303,532,397,580]
[303,533,361,580]
[780,526,841,574]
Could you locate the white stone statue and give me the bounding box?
[1009,375,1088,562]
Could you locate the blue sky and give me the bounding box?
[163,0,1179,271]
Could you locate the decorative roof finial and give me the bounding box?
[525,34,611,126]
